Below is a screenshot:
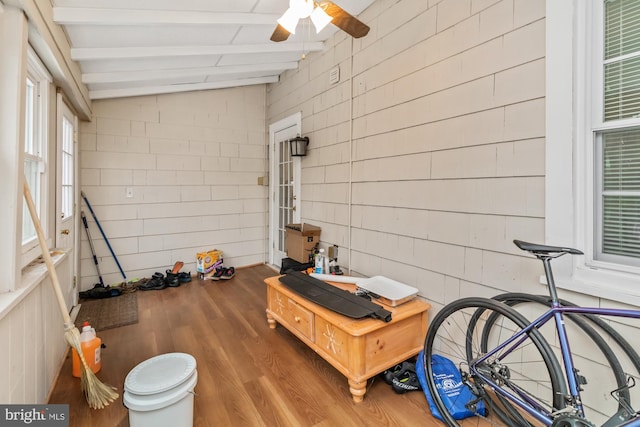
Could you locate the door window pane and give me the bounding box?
[61,116,74,219]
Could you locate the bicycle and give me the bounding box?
[422,240,640,426]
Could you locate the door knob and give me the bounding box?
[61,229,70,235]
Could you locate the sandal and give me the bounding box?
[211,268,225,281]
[171,261,184,274]
[221,267,235,280]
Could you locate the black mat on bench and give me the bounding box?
[279,271,392,322]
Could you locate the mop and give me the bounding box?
[24,180,118,409]
[81,211,105,288]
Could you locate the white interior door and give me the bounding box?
[56,95,78,308]
[269,113,302,268]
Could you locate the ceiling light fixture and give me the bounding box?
[277,0,334,35]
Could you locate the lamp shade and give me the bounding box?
[310,6,333,33]
[290,136,309,156]
[277,8,300,34]
[290,0,314,18]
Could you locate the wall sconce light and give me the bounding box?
[290,136,309,156]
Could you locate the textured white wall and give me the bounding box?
[0,256,69,404]
[267,0,549,312]
[78,87,268,289]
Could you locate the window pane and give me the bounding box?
[604,56,640,121]
[605,0,640,59]
[24,78,35,155]
[604,0,640,121]
[22,160,39,244]
[603,128,640,190]
[599,128,640,262]
[602,196,640,258]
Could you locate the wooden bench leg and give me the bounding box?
[348,379,366,403]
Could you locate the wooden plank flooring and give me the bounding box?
[49,265,440,426]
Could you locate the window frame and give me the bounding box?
[21,47,51,267]
[546,1,640,305]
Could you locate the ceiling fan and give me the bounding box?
[270,0,370,42]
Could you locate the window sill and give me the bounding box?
[554,265,640,307]
[0,249,69,322]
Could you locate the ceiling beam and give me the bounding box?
[82,62,299,84]
[53,7,279,26]
[89,76,279,100]
[71,43,325,60]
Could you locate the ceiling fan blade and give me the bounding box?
[270,24,291,42]
[322,2,370,39]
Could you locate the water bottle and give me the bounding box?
[315,249,326,274]
[72,321,102,377]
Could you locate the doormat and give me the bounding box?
[74,292,138,332]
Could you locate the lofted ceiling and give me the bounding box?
[51,0,375,100]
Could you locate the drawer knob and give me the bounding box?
[294,316,301,323]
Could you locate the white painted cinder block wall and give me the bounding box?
[78,87,268,289]
[267,0,549,313]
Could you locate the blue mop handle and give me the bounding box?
[81,191,127,280]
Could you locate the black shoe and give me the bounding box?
[79,284,121,299]
[383,361,415,385]
[177,272,192,283]
[391,365,421,393]
[138,273,167,291]
[382,362,406,385]
[165,270,180,287]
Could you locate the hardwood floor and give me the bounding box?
[49,265,440,426]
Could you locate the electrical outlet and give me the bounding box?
[126,187,134,198]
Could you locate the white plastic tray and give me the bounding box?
[356,276,418,307]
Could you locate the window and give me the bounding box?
[22,48,51,263]
[546,1,640,303]
[594,1,640,269]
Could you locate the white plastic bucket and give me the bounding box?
[124,353,197,427]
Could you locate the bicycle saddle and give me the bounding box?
[513,240,583,255]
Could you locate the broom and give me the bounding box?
[23,180,118,409]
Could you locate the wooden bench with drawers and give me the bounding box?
[265,275,430,402]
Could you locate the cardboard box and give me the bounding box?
[285,223,321,263]
[196,249,223,279]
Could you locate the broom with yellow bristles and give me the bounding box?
[24,179,118,409]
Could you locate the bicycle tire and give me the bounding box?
[423,297,566,427]
[492,293,640,425]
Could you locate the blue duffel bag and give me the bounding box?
[416,350,486,420]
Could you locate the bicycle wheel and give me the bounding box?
[424,297,566,426]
